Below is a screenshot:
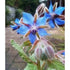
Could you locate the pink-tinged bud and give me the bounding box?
[45,45,54,60]
[36,3,45,17]
[34,47,42,60]
[34,38,55,60]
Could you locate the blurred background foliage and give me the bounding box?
[6,0,39,26]
[6,0,39,14]
[5,0,64,26]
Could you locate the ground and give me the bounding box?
[6,27,64,70]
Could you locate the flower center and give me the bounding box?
[31,30,37,34]
[30,25,37,34]
[50,13,55,18]
[50,12,59,19]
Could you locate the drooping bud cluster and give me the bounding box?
[34,38,54,60]
[36,3,45,17]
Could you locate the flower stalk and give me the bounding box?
[37,60,41,70]
[41,61,46,70]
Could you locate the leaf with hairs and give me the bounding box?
[47,59,64,70]
[24,54,37,70]
[11,40,36,64]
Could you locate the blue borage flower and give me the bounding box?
[11,12,50,44]
[44,1,65,28]
[10,18,21,30]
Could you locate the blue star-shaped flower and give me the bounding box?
[11,12,49,44]
[10,18,21,30]
[44,1,65,28]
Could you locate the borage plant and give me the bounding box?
[10,1,65,70]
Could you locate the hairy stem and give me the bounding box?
[37,60,41,70]
[41,61,46,70]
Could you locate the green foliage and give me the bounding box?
[24,54,64,70]
[29,54,36,62]
[6,6,15,26]
[6,7,23,26]
[11,40,35,64]
[6,0,39,26]
[24,54,37,70]
[23,40,32,46]
[6,6,10,15]
[15,8,23,18]
[11,40,64,70]
[58,43,64,48]
[6,0,16,7]
[47,59,64,70]
[19,0,39,14]
[6,0,39,14]
[57,43,64,50]
[21,40,32,55]
[5,6,10,26]
[24,63,37,70]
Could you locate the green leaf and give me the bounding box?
[24,63,37,70]
[29,54,36,61]
[24,54,37,70]
[47,68,56,70]
[47,59,64,70]
[21,40,32,55]
[23,40,32,46]
[11,40,35,64]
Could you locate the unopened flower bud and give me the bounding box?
[34,38,55,60]
[36,3,45,17]
[34,47,42,60]
[45,45,54,60]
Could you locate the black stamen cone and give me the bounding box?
[32,30,37,35]
[54,14,59,18]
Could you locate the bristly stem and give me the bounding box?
[37,60,41,70]
[41,61,46,70]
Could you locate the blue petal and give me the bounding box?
[15,18,20,25]
[61,52,65,56]
[44,12,51,18]
[36,16,46,26]
[10,25,18,30]
[17,25,29,35]
[29,33,36,44]
[49,20,55,28]
[55,18,65,25]
[49,1,53,13]
[23,12,34,25]
[38,28,49,36]
[55,7,65,15]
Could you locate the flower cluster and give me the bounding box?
[10,1,65,61]
[44,1,65,28]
